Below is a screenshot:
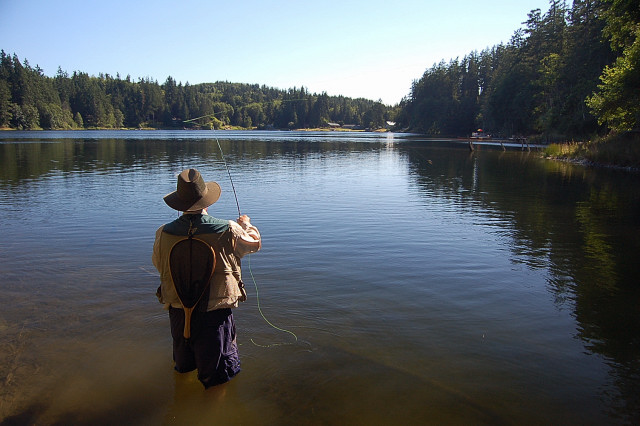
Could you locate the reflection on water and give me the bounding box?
[400,141,640,421]
[0,131,638,424]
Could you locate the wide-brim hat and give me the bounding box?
[163,169,221,211]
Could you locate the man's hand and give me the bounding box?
[237,215,251,228]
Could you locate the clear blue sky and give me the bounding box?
[0,0,553,105]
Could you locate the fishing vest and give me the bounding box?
[153,214,247,311]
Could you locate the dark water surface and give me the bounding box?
[0,130,638,425]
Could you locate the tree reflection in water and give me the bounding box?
[402,141,640,421]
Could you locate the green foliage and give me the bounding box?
[74,112,83,128]
[398,0,618,140]
[21,104,40,129]
[0,79,11,126]
[0,50,394,131]
[544,131,640,166]
[544,142,586,157]
[587,35,640,131]
[587,0,640,131]
[9,103,24,129]
[601,0,640,51]
[586,130,640,165]
[39,102,74,129]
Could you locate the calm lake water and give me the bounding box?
[0,130,638,425]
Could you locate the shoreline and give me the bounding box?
[3,127,638,170]
[545,155,640,173]
[0,126,385,132]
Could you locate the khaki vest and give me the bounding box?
[153,226,246,311]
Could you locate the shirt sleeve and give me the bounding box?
[229,220,261,258]
[152,225,164,271]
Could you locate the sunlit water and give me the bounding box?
[0,131,638,425]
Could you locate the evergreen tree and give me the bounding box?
[397,0,621,139]
[0,79,11,126]
[310,92,330,127]
[0,50,395,131]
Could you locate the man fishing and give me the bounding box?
[152,168,261,388]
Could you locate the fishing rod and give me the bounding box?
[215,139,241,217]
[215,138,298,345]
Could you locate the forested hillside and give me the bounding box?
[396,0,639,140]
[0,54,395,130]
[2,0,637,139]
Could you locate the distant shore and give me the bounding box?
[3,126,637,170]
[0,125,390,132]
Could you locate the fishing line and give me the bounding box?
[215,138,298,346]
[247,255,299,347]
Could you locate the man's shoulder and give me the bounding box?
[200,215,230,228]
[162,215,230,236]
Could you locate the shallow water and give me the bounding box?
[0,130,638,424]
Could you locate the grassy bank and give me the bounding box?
[544,132,640,169]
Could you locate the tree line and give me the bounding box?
[2,0,637,138]
[0,53,395,131]
[396,0,639,139]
